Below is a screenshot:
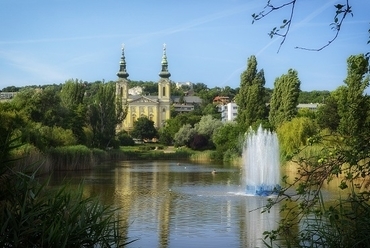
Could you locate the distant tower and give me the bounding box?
[116,44,129,100]
[157,43,171,126]
[158,43,171,101]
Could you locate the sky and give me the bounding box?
[0,0,369,92]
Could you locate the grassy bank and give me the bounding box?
[11,144,221,173]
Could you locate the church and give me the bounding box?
[115,44,172,131]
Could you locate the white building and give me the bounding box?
[219,102,238,122]
[297,103,320,111]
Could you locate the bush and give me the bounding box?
[117,130,135,146]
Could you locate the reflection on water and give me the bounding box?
[49,161,280,248]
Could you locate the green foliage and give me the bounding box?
[277,117,318,158]
[174,124,196,147]
[130,116,158,140]
[337,54,370,139]
[116,130,135,146]
[316,95,340,131]
[235,55,267,131]
[87,82,120,149]
[47,145,97,170]
[0,172,131,247]
[212,122,243,157]
[12,86,66,127]
[60,79,87,144]
[269,69,301,128]
[0,106,26,163]
[194,115,222,140]
[298,90,330,104]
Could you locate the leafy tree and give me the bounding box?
[173,124,196,147]
[189,134,208,150]
[60,79,87,144]
[212,122,243,157]
[0,104,26,163]
[269,69,301,128]
[337,54,370,139]
[1,86,20,92]
[298,90,330,104]
[316,95,340,131]
[87,82,122,149]
[12,86,65,127]
[130,117,157,140]
[202,103,220,119]
[116,130,135,146]
[194,115,223,140]
[276,116,318,157]
[192,82,208,93]
[235,55,267,131]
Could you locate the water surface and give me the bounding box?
[50,161,281,248]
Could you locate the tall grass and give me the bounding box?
[1,135,135,247]
[0,170,134,247]
[47,145,98,171]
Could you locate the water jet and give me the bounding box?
[243,125,280,196]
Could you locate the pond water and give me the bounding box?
[50,160,284,248]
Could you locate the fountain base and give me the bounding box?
[246,184,281,196]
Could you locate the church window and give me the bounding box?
[162,108,166,112]
[163,86,166,96]
[120,87,123,97]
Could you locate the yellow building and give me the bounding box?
[116,44,171,131]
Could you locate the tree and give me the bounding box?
[316,94,340,131]
[12,86,65,127]
[194,115,223,139]
[130,117,157,140]
[235,55,267,131]
[252,1,365,51]
[337,54,370,139]
[269,69,301,128]
[173,124,196,147]
[60,79,87,144]
[88,82,122,149]
[212,122,243,157]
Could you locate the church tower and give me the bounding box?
[158,43,171,101]
[157,44,171,127]
[116,44,129,100]
[115,44,171,132]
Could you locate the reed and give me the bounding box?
[47,145,95,171]
[0,170,135,247]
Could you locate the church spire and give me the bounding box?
[117,44,129,79]
[159,43,171,78]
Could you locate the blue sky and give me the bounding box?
[0,0,369,91]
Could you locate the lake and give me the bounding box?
[49,160,283,248]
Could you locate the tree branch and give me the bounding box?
[252,0,355,52]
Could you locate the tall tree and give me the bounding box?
[337,54,370,139]
[235,55,267,131]
[88,82,122,149]
[269,69,301,128]
[60,79,87,144]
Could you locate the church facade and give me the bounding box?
[115,45,171,131]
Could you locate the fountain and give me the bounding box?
[243,125,280,196]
